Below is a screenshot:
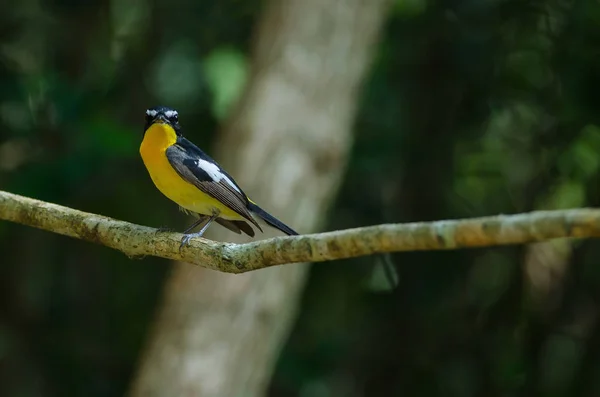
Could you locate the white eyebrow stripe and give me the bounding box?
[196,159,241,193]
[146,109,158,117]
[164,110,178,118]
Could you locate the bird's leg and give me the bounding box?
[180,212,219,250]
[182,215,209,234]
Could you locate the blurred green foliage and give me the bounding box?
[3,0,600,396]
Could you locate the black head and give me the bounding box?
[144,106,181,135]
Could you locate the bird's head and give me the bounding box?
[144,106,181,135]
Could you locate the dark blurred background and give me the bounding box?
[2,0,600,396]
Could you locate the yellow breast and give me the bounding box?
[139,123,241,220]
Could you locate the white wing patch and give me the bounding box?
[196,159,241,193]
[146,109,158,117]
[164,110,178,119]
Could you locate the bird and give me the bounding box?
[139,105,298,247]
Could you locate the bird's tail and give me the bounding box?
[248,202,298,236]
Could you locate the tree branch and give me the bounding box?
[1,189,599,273]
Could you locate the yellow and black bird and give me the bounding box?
[140,106,298,246]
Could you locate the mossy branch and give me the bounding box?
[1,190,600,273]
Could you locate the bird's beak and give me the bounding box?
[153,114,168,124]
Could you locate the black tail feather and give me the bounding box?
[248,202,298,236]
[215,218,256,237]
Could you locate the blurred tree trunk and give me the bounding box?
[128,0,392,396]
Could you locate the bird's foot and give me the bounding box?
[179,234,192,251]
[179,232,204,252]
[178,214,215,252]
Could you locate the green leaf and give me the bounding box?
[542,180,586,209]
[203,47,248,120]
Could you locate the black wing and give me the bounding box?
[165,138,262,231]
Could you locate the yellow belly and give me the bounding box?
[140,128,242,220]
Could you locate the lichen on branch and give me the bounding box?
[1,189,599,273]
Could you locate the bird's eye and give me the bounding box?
[169,114,178,123]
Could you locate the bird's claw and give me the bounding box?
[179,234,193,252]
